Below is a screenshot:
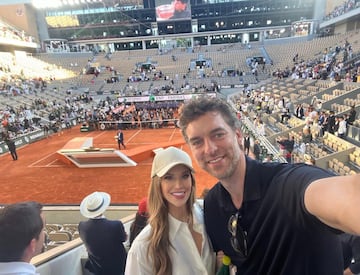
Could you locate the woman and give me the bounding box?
[125,146,215,275]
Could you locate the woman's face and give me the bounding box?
[160,164,192,215]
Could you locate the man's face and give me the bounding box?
[173,0,186,12]
[185,111,242,181]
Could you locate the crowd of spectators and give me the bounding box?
[323,0,360,21]
[86,99,181,130]
[0,21,36,44]
[273,40,359,82]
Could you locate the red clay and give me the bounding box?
[0,126,217,206]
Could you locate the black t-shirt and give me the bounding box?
[204,157,343,275]
[340,233,360,274]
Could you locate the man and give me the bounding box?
[348,105,356,126]
[117,129,126,150]
[336,115,347,139]
[252,139,261,161]
[243,134,250,156]
[327,110,336,134]
[78,191,127,275]
[0,201,45,275]
[179,96,360,274]
[4,135,18,161]
[170,0,191,19]
[276,135,295,163]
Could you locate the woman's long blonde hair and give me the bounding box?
[147,171,196,275]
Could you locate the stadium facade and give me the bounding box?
[0,0,349,53]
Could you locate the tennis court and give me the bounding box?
[0,126,216,205]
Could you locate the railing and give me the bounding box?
[31,213,136,275]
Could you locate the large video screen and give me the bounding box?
[155,0,191,22]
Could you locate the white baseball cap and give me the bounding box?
[151,146,194,178]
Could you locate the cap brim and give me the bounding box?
[155,162,194,178]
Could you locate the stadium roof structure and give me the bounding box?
[0,0,110,8]
[0,0,33,5]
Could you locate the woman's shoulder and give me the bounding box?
[133,224,151,241]
[128,224,151,254]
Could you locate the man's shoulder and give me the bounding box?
[0,262,37,275]
[270,163,334,187]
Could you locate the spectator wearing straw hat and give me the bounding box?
[78,192,127,275]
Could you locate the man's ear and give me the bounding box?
[235,129,243,141]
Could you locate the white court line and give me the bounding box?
[126,129,142,143]
[46,159,62,167]
[169,127,180,141]
[92,131,107,139]
[28,152,57,167]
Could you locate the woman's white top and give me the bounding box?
[125,203,215,275]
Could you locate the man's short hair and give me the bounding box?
[179,96,241,142]
[0,201,43,262]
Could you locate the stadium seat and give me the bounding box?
[49,231,72,242]
[350,153,356,162]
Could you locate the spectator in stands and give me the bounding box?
[129,197,148,248]
[327,110,336,134]
[348,105,356,126]
[336,115,347,139]
[280,107,291,124]
[277,135,295,163]
[302,126,313,144]
[79,191,127,275]
[295,103,305,119]
[125,146,216,274]
[178,96,360,274]
[0,201,45,275]
[243,133,250,155]
[255,119,266,136]
[253,139,262,161]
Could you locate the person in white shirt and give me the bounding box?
[0,201,45,275]
[125,146,216,275]
[337,115,347,139]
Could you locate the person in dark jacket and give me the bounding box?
[128,197,148,247]
[79,192,127,275]
[4,135,18,161]
[117,129,126,150]
[253,139,262,161]
[243,134,250,156]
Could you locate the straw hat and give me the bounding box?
[80,191,111,219]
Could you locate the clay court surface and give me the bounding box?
[0,126,217,206]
